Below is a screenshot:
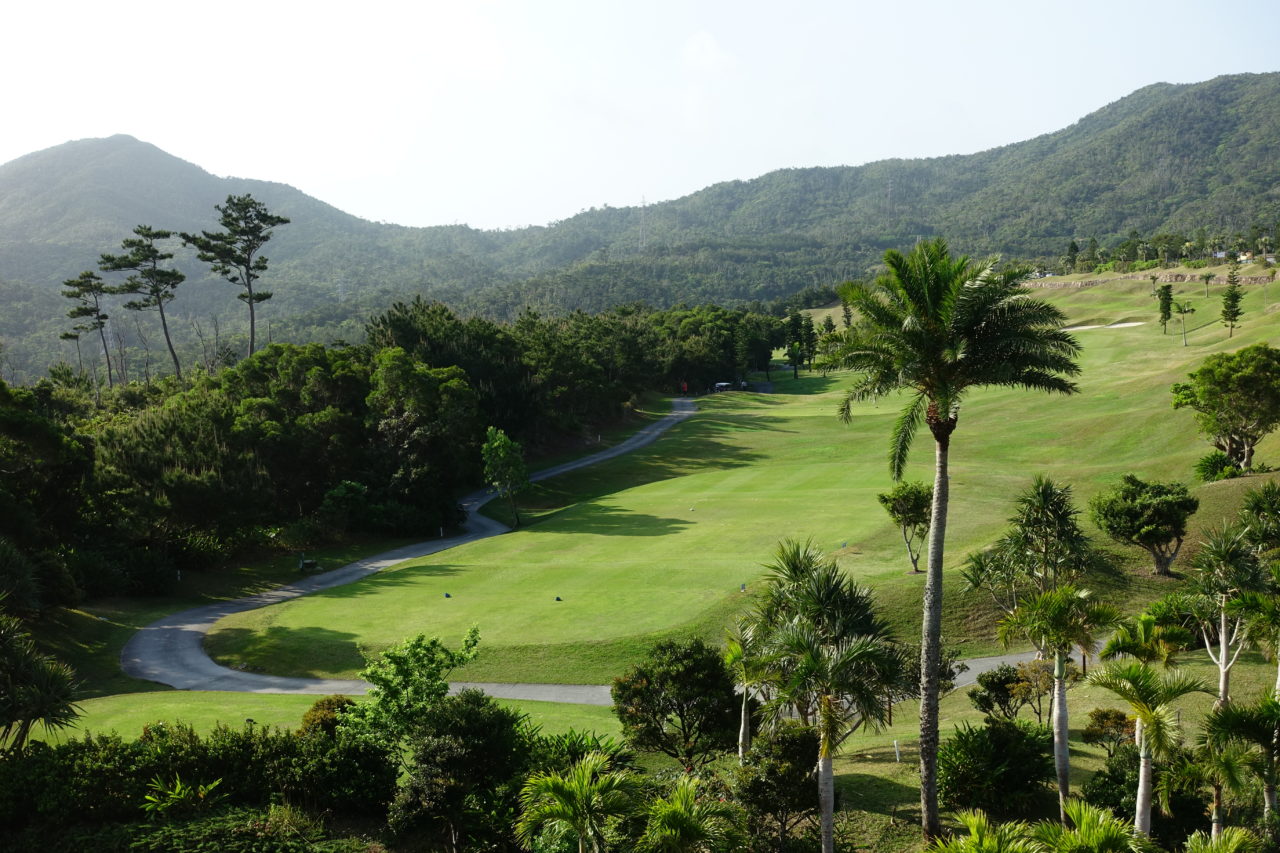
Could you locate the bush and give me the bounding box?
[0,721,396,833]
[937,717,1054,816]
[1195,450,1240,482]
[299,695,356,738]
[1081,707,1134,758]
[731,723,819,851]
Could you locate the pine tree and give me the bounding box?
[1221,261,1244,338]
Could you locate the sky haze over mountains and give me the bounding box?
[3,0,1277,230]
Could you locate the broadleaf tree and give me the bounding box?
[1090,474,1199,576]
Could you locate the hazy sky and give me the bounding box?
[4,0,1276,230]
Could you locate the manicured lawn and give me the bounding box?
[207,275,1280,684]
[31,691,619,746]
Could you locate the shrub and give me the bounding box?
[937,717,1054,815]
[1081,708,1135,758]
[1195,450,1240,482]
[299,695,356,738]
[731,723,819,851]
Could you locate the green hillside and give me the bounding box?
[3,73,1280,380]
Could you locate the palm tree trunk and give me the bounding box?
[1135,740,1154,835]
[819,753,835,853]
[739,689,751,761]
[1052,652,1071,824]
[919,432,950,841]
[1217,606,1231,708]
[1212,783,1224,839]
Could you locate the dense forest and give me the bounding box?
[3,72,1280,380]
[0,298,818,614]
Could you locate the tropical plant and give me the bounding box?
[0,610,80,754]
[1183,827,1265,853]
[999,585,1121,822]
[637,775,744,853]
[516,751,639,853]
[926,809,1036,853]
[1088,660,1211,835]
[823,238,1081,840]
[1203,696,1280,822]
[1166,742,1253,840]
[1100,611,1195,669]
[937,717,1054,816]
[1029,800,1160,852]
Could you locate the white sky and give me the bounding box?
[3,0,1277,230]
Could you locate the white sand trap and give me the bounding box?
[1063,321,1147,331]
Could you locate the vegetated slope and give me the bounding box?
[205,273,1280,684]
[2,72,1279,379]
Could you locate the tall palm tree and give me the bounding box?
[1204,696,1280,821]
[516,751,639,853]
[998,585,1121,823]
[1088,660,1211,835]
[637,775,744,853]
[824,238,1082,839]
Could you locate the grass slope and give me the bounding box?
[206,269,1280,684]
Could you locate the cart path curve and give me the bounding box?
[120,398,698,705]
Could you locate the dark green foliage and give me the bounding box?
[388,689,531,849]
[0,721,395,834]
[936,717,1054,816]
[98,225,186,378]
[482,426,528,526]
[1158,284,1174,332]
[1223,261,1245,336]
[298,694,355,738]
[611,638,738,771]
[180,194,290,357]
[1083,743,1210,852]
[1173,344,1280,470]
[1196,450,1241,482]
[966,663,1027,720]
[730,724,820,852]
[1090,474,1200,576]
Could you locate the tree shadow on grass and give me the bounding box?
[206,625,366,678]
[319,560,464,598]
[527,502,694,537]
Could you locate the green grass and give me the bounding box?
[30,691,619,746]
[206,276,1280,686]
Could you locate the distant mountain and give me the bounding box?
[2,72,1280,379]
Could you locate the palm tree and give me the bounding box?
[926,810,1036,853]
[1175,300,1196,346]
[1165,743,1253,840]
[1183,827,1266,853]
[1030,800,1160,852]
[0,611,81,754]
[1186,525,1268,707]
[516,751,639,853]
[1088,660,1211,835]
[637,775,744,853]
[1100,611,1195,669]
[1204,696,1280,821]
[767,624,906,853]
[998,585,1122,823]
[824,238,1082,839]
[723,618,768,762]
